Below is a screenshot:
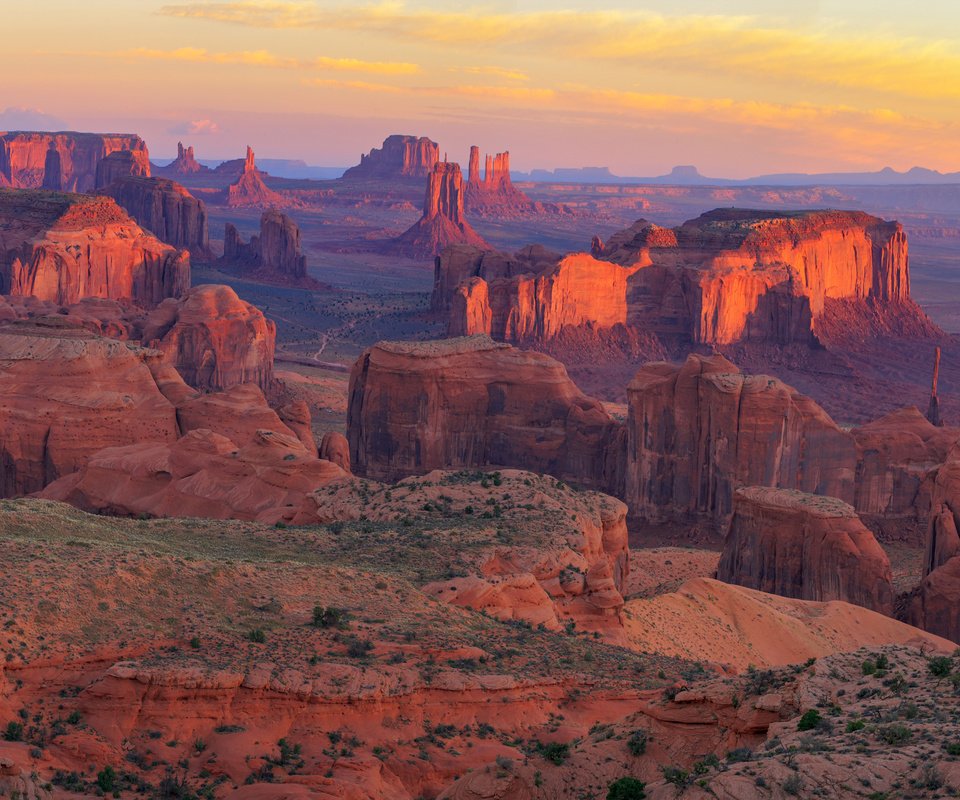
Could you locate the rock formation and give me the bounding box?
[0,190,190,306]
[464,146,533,213]
[928,345,943,426]
[393,162,489,258]
[142,284,275,392]
[155,141,208,176]
[0,131,150,192]
[319,431,350,472]
[624,354,858,524]
[222,209,319,287]
[0,320,180,496]
[716,487,894,613]
[342,134,439,181]
[96,176,211,258]
[437,209,917,347]
[94,149,150,189]
[347,336,620,485]
[225,146,286,208]
[41,142,61,190]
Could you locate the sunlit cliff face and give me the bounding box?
[2,0,959,175]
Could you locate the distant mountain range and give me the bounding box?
[512,164,960,186]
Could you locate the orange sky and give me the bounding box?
[3,1,959,175]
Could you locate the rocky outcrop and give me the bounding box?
[624,354,858,524]
[393,162,489,258]
[0,320,180,496]
[342,134,439,181]
[438,209,918,347]
[155,141,208,176]
[319,431,350,472]
[142,284,275,392]
[222,209,318,286]
[97,176,211,258]
[94,149,149,189]
[0,190,189,306]
[347,336,620,485]
[716,487,894,613]
[0,131,150,192]
[225,146,286,208]
[464,146,533,213]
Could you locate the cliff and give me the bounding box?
[716,487,894,613]
[393,162,489,258]
[222,209,320,287]
[94,149,150,188]
[0,189,190,306]
[0,131,149,192]
[342,134,439,181]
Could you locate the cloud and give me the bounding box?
[457,66,529,82]
[0,106,68,131]
[169,118,221,135]
[158,2,960,101]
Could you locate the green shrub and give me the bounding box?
[929,655,953,679]
[247,629,266,643]
[796,710,821,731]
[96,766,116,792]
[607,777,646,800]
[313,606,350,629]
[540,741,569,765]
[846,719,865,733]
[627,730,647,756]
[3,721,23,741]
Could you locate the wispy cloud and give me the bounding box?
[169,118,221,135]
[456,66,529,82]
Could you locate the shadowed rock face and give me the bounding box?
[0,131,150,192]
[342,134,439,180]
[94,149,149,189]
[436,209,917,347]
[347,336,621,487]
[0,189,189,307]
[97,176,211,258]
[716,487,894,613]
[393,162,489,258]
[222,209,316,286]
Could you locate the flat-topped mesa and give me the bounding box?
[347,335,622,486]
[222,209,319,287]
[464,146,532,212]
[94,149,150,189]
[624,354,858,525]
[393,161,490,258]
[342,134,440,181]
[225,146,286,208]
[0,131,150,193]
[439,208,918,347]
[96,176,211,258]
[0,189,190,307]
[716,486,894,614]
[155,141,208,176]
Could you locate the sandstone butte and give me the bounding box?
[435,208,919,348]
[96,175,211,258]
[0,131,150,193]
[225,146,287,208]
[153,141,209,176]
[716,487,894,613]
[0,189,190,307]
[223,209,322,288]
[0,284,276,394]
[392,161,490,258]
[341,133,440,181]
[464,146,535,214]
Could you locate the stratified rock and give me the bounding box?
[278,400,317,454]
[319,431,350,472]
[342,134,439,181]
[226,146,286,208]
[0,320,180,496]
[624,354,858,524]
[0,131,150,192]
[221,209,318,287]
[717,487,894,613]
[393,162,489,258]
[142,284,275,392]
[97,176,211,258]
[155,142,208,176]
[347,336,620,485]
[464,146,534,213]
[0,189,189,306]
[41,142,61,190]
[176,383,295,446]
[94,149,149,189]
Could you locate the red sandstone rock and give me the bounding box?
[41,142,61,190]
[97,176,211,258]
[342,134,439,181]
[0,189,189,306]
[0,131,150,192]
[0,320,180,496]
[222,209,320,287]
[142,284,275,392]
[176,383,298,446]
[347,336,620,486]
[319,431,350,472]
[279,400,317,454]
[155,141,208,176]
[94,149,150,189]
[717,487,894,613]
[393,162,489,258]
[226,147,287,208]
[464,146,533,214]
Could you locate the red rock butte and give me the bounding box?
[223,209,321,288]
[225,146,286,208]
[154,141,209,176]
[465,145,534,213]
[342,133,439,181]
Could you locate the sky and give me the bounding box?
[2,1,959,176]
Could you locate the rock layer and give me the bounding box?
[716,487,894,613]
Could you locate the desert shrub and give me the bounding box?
[96,766,116,792]
[247,629,266,643]
[661,766,690,788]
[540,741,569,765]
[876,724,911,745]
[4,721,23,741]
[796,710,821,731]
[312,606,350,629]
[346,638,373,658]
[929,655,953,679]
[607,777,646,799]
[782,774,803,795]
[627,730,647,756]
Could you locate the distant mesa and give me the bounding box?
[154,141,209,176]
[0,131,150,193]
[342,134,439,181]
[391,161,489,258]
[222,209,324,288]
[464,145,535,214]
[226,146,288,208]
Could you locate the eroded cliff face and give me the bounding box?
[0,131,149,193]
[437,209,917,347]
[464,146,533,213]
[226,146,286,208]
[347,336,621,488]
[154,141,208,176]
[0,190,189,306]
[716,487,894,613]
[343,134,439,180]
[222,209,316,286]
